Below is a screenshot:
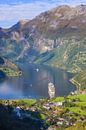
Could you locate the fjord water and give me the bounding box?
[0,64,76,99]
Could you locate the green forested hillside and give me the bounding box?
[35,37,86,89]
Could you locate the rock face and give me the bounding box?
[0,5,86,63]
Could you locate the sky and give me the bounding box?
[0,0,86,28]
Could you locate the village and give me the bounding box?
[0,90,86,130]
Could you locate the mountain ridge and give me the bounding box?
[0,5,86,78]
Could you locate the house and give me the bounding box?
[43,103,51,110]
[43,101,64,110]
[54,101,64,106]
[57,121,63,125]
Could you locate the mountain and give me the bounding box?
[0,5,86,87]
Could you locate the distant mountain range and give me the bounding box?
[0,5,86,87]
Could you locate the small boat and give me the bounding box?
[36,68,39,72]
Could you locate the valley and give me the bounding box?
[0,4,86,130]
[0,5,86,90]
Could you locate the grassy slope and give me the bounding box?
[66,94,86,115]
[65,123,86,130]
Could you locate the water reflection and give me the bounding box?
[0,81,23,99]
[0,64,76,99]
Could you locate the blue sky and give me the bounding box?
[0,0,86,28]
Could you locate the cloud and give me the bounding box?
[0,0,86,28]
[0,1,59,27]
[0,1,57,21]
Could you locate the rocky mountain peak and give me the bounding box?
[0,4,86,69]
[18,20,29,25]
